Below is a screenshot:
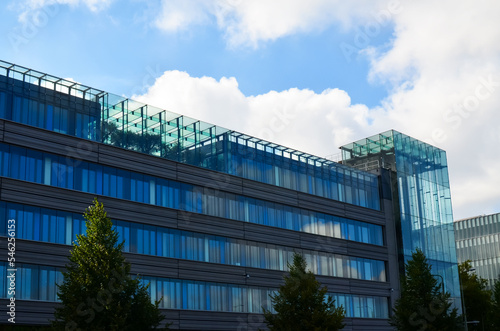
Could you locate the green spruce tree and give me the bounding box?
[492,277,500,330]
[458,260,491,330]
[263,253,345,331]
[390,248,462,331]
[52,198,165,330]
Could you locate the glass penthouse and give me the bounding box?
[0,60,460,330]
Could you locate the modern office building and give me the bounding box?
[455,213,500,290]
[0,60,460,330]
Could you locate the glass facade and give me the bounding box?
[0,61,394,323]
[0,143,383,245]
[455,213,500,289]
[0,262,389,318]
[341,130,462,310]
[0,201,387,282]
[0,60,380,210]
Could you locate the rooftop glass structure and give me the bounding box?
[341,130,462,310]
[0,60,380,210]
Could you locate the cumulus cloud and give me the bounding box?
[132,71,249,136]
[366,0,500,219]
[132,71,371,158]
[139,0,500,219]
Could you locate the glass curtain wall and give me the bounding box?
[0,61,380,210]
[0,142,384,246]
[341,130,462,311]
[455,213,500,290]
[0,201,387,282]
[0,262,389,318]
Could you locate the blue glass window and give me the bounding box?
[0,201,387,282]
[141,271,388,318]
[0,143,384,246]
[149,273,390,318]
[0,82,381,210]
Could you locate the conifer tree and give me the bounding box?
[492,277,500,330]
[458,260,491,330]
[263,253,345,330]
[52,198,165,330]
[390,248,462,331]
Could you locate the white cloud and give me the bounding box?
[153,0,212,32]
[132,71,371,158]
[15,0,114,22]
[133,70,248,135]
[365,0,500,220]
[138,0,500,220]
[154,0,394,48]
[8,0,499,219]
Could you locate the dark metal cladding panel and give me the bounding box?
[177,260,249,285]
[176,212,245,239]
[0,298,393,331]
[176,164,244,195]
[3,121,99,162]
[344,204,386,225]
[127,254,180,278]
[299,232,349,254]
[241,181,298,206]
[243,223,300,247]
[0,119,4,141]
[348,285,392,297]
[241,267,284,288]
[315,275,351,290]
[98,144,177,180]
[0,300,57,326]
[351,318,392,330]
[296,192,348,216]
[178,311,252,331]
[96,197,178,228]
[0,178,96,213]
[0,300,175,329]
[0,238,70,268]
[345,241,389,261]
[0,179,178,228]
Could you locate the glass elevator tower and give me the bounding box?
[341,130,462,311]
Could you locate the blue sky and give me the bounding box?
[1,1,390,105]
[1,0,500,220]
